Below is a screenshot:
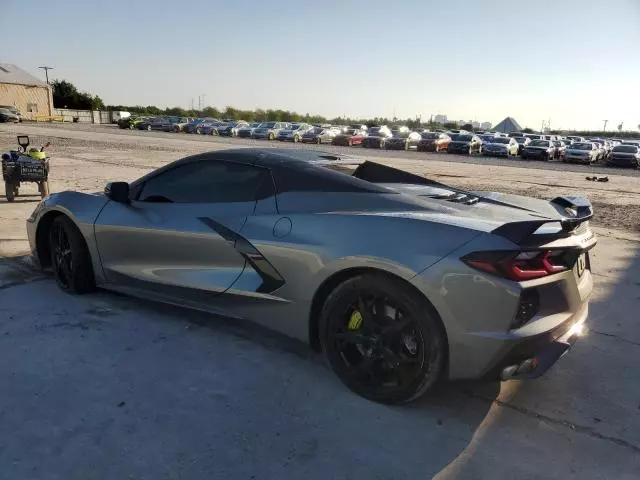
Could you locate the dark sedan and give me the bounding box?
[301,127,336,144]
[513,136,531,154]
[520,139,556,160]
[237,122,260,138]
[217,120,249,137]
[332,129,367,147]
[0,108,20,123]
[384,131,422,150]
[184,118,221,134]
[362,127,392,149]
[605,145,640,168]
[446,134,482,155]
[417,132,451,152]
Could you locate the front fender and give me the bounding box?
[29,191,109,281]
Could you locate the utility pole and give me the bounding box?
[602,120,608,132]
[202,94,206,109]
[38,66,54,84]
[191,98,194,111]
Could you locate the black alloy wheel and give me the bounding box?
[49,216,96,294]
[50,220,73,290]
[320,274,445,404]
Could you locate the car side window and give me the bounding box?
[138,160,270,204]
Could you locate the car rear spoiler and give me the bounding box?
[492,196,594,244]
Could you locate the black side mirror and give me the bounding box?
[105,182,130,204]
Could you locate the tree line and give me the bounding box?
[53,79,639,136]
[51,80,105,111]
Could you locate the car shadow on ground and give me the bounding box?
[0,256,499,479]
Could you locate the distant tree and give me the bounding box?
[442,121,458,130]
[522,127,534,133]
[91,95,105,110]
[461,123,474,132]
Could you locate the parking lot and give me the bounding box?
[2,123,640,479]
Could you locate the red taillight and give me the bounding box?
[463,250,570,281]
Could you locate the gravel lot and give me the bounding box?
[1,123,640,479]
[2,122,639,233]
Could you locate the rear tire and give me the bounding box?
[319,273,446,404]
[49,216,96,294]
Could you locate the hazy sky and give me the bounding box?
[2,0,639,130]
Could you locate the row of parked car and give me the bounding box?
[118,116,640,168]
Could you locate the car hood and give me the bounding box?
[565,149,591,154]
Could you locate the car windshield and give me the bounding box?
[368,127,380,135]
[529,140,549,147]
[421,133,438,139]
[480,135,494,141]
[260,122,276,128]
[491,138,510,144]
[514,137,526,144]
[454,135,472,142]
[571,143,593,150]
[0,108,11,114]
[392,131,409,138]
[527,135,542,140]
[612,145,638,153]
[310,127,323,134]
[344,129,358,135]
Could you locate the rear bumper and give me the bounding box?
[495,314,586,380]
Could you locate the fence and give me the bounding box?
[51,109,120,124]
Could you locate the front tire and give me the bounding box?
[319,273,446,404]
[49,216,96,294]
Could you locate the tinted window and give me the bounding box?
[529,140,550,147]
[139,161,268,203]
[571,143,593,150]
[612,145,638,153]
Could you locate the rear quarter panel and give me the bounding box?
[231,200,482,342]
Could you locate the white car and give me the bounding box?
[563,143,599,164]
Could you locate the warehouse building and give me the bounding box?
[0,63,53,120]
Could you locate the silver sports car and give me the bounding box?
[26,148,596,404]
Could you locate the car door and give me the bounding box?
[94,158,273,305]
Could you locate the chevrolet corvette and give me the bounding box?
[26,148,596,403]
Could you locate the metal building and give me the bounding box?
[0,63,53,121]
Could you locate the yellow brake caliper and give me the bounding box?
[348,310,363,330]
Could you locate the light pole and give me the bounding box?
[603,120,608,133]
[38,66,53,84]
